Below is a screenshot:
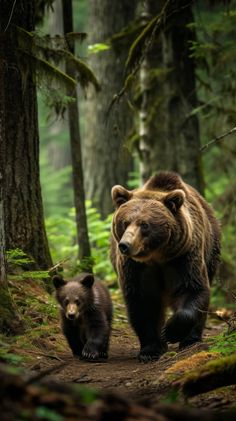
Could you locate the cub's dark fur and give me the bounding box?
[53,273,112,360]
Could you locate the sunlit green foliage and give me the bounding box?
[88,43,110,54]
[46,202,115,280]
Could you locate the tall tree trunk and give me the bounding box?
[62,0,91,266]
[83,0,138,217]
[138,0,204,193]
[0,176,7,286]
[0,1,52,269]
[0,19,23,333]
[138,0,164,183]
[161,1,204,193]
[47,0,72,172]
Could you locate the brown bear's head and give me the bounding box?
[53,273,94,320]
[111,182,189,264]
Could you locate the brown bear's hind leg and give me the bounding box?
[179,311,207,349]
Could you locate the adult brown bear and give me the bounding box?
[111,172,220,362]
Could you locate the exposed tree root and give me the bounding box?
[181,354,236,398]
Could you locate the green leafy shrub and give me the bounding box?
[46,201,115,280]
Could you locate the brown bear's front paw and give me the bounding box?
[138,343,167,363]
[163,310,194,343]
[81,344,100,361]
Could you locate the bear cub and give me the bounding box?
[53,273,112,360]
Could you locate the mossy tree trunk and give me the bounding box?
[0,1,52,270]
[62,0,91,266]
[160,0,204,193]
[83,0,138,217]
[138,0,204,193]
[0,125,22,333]
[137,0,165,183]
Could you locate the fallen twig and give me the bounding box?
[48,258,70,274]
[26,361,68,384]
[26,349,64,362]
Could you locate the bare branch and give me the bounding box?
[200,126,236,152]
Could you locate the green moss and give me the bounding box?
[165,351,177,358]
[183,353,236,384]
[0,286,23,334]
[181,353,236,398]
[209,331,236,355]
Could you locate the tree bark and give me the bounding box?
[137,0,164,183]
[62,0,91,265]
[83,0,138,217]
[0,30,23,333]
[137,0,204,193]
[0,176,7,286]
[160,1,204,193]
[0,0,52,269]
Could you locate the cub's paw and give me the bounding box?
[163,310,194,343]
[81,344,99,361]
[138,343,167,363]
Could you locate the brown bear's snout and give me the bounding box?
[119,241,131,255]
[66,303,79,320]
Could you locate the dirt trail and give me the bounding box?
[24,320,236,410]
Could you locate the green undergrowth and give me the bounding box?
[208,331,236,355]
[46,201,115,281]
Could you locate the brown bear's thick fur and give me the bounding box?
[53,273,112,360]
[111,171,220,362]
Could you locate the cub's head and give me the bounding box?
[53,273,94,320]
[111,183,186,263]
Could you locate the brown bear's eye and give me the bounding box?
[64,298,69,305]
[140,222,149,232]
[123,221,129,230]
[75,298,80,305]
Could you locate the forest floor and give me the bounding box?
[2,278,236,416]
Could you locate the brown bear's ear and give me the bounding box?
[164,189,185,214]
[81,274,94,288]
[53,274,66,289]
[111,185,132,208]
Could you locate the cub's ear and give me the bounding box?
[52,274,66,289]
[111,185,132,208]
[164,189,185,214]
[81,274,94,288]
